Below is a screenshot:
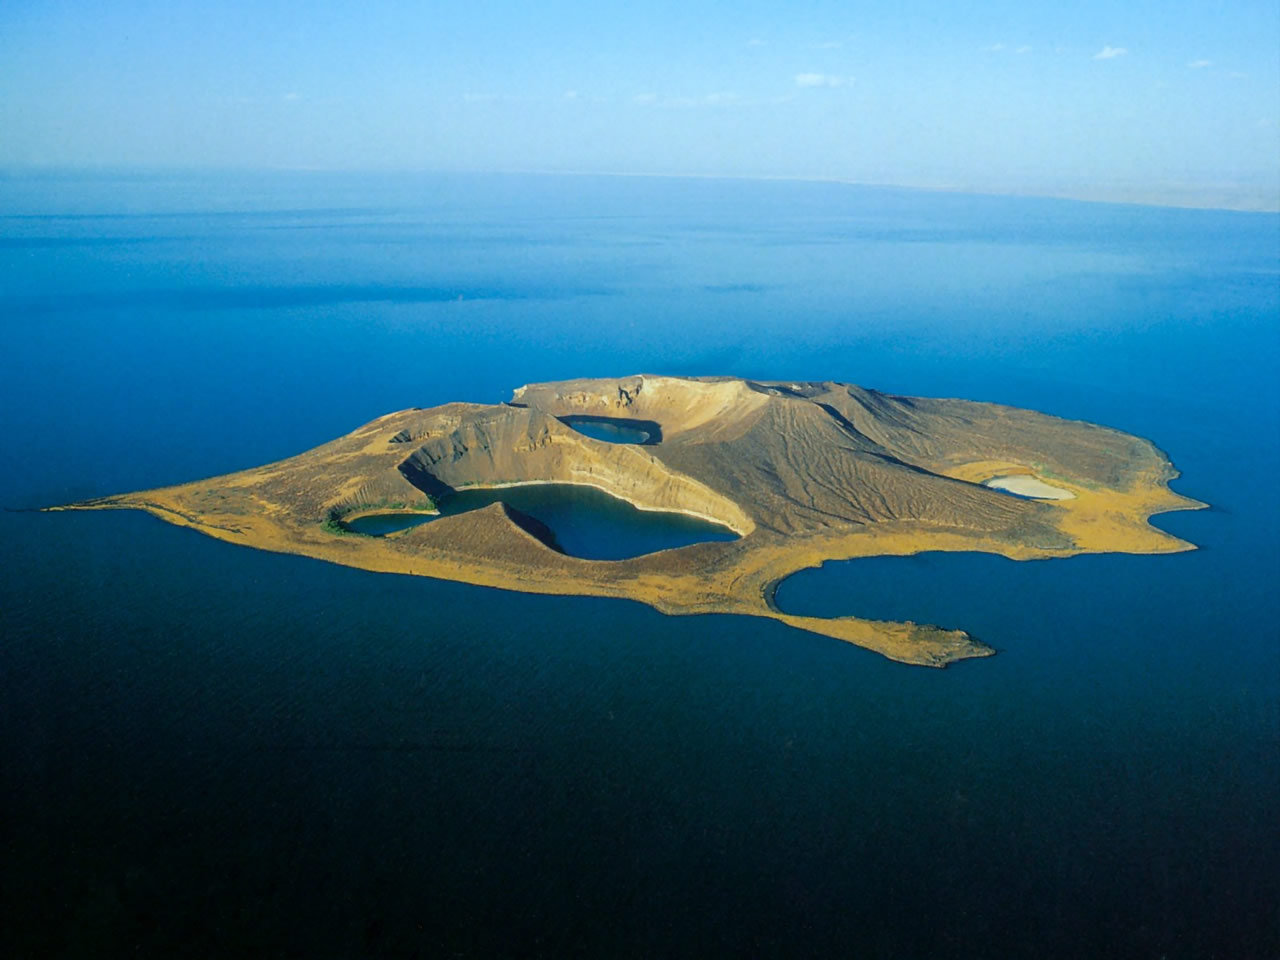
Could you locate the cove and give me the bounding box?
[344,483,738,560]
[558,415,661,445]
[772,547,1201,657]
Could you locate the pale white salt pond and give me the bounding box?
[983,474,1076,501]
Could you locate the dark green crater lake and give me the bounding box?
[558,415,660,444]
[344,482,738,560]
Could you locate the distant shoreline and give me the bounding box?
[2,166,1276,215]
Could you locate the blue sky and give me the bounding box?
[2,0,1278,208]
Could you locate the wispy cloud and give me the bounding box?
[632,92,658,104]
[1093,46,1128,60]
[795,73,850,88]
[1016,45,1032,54]
[563,90,579,100]
[986,43,1005,52]
[463,92,499,102]
[813,40,843,50]
[747,37,766,47]
[1187,59,1212,69]
[283,92,301,101]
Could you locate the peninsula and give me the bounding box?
[52,376,1205,666]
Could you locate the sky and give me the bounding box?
[2,0,1278,209]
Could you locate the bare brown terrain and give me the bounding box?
[51,375,1206,666]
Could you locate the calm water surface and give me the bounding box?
[1,171,1276,958]
[344,483,738,558]
[559,415,657,444]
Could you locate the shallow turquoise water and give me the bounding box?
[344,483,739,558]
[0,171,1276,958]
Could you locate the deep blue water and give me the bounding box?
[343,483,738,558]
[1,170,1277,958]
[559,415,656,444]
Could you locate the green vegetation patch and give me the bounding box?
[321,496,437,535]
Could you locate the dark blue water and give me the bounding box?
[559,415,657,444]
[341,512,439,537]
[343,483,738,558]
[2,170,1277,958]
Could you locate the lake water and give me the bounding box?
[1,171,1277,958]
[559,414,658,444]
[343,483,739,558]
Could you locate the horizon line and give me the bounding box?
[1,163,1277,215]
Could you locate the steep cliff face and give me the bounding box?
[514,375,770,440]
[58,374,1205,667]
[394,404,754,534]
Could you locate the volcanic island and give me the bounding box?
[52,376,1206,667]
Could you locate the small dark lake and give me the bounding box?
[559,415,659,444]
[343,483,738,559]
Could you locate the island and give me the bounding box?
[50,376,1206,666]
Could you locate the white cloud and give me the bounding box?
[747,37,766,47]
[282,92,301,101]
[632,93,658,104]
[1016,45,1032,54]
[563,90,579,100]
[1093,46,1128,60]
[813,41,843,50]
[463,92,499,102]
[987,43,1005,52]
[1187,59,1212,69]
[795,73,849,88]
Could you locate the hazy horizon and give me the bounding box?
[4,164,1279,216]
